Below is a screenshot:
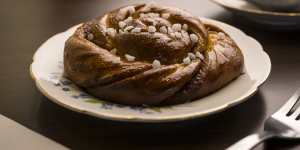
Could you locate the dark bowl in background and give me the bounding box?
[247,0,300,12]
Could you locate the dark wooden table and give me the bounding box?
[1,0,300,149]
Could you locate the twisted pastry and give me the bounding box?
[64,3,244,106]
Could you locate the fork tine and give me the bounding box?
[277,88,300,115]
[291,104,300,119]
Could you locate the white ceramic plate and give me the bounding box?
[30,18,271,123]
[212,0,300,29]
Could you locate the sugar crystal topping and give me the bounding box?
[183,57,191,65]
[217,32,226,39]
[190,34,198,44]
[125,54,135,61]
[131,27,142,33]
[152,59,161,69]
[182,24,188,31]
[106,28,116,37]
[128,6,135,14]
[111,48,117,54]
[172,24,182,32]
[148,26,156,33]
[188,52,196,60]
[195,52,204,60]
[124,17,133,24]
[119,21,126,29]
[124,26,134,32]
[161,13,170,19]
[87,33,94,40]
[159,26,168,34]
[112,57,121,64]
[174,32,182,39]
[97,6,202,65]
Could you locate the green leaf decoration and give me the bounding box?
[150,106,174,113]
[85,99,103,104]
[150,107,162,113]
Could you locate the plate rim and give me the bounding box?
[211,0,300,17]
[30,18,271,123]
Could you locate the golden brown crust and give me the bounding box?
[64,3,244,106]
[163,24,244,105]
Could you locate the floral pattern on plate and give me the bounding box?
[48,61,170,114]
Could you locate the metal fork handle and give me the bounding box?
[226,131,275,150]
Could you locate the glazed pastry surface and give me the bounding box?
[64,3,244,106]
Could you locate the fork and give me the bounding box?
[227,89,300,150]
